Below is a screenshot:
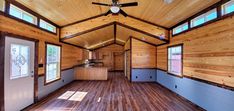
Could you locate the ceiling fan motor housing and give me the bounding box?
[110,6,120,13]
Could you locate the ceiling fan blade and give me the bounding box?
[119,9,128,17]
[105,10,112,16]
[92,2,110,6]
[119,2,138,7]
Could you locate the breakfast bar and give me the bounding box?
[74,66,108,80]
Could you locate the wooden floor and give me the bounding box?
[26,72,204,111]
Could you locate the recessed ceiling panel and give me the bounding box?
[64,25,114,49]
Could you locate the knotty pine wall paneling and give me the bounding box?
[0,14,83,75]
[157,15,234,88]
[94,44,124,71]
[131,38,157,68]
[124,38,131,80]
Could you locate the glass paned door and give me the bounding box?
[4,37,35,111]
[10,44,30,79]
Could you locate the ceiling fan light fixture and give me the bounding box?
[164,0,173,4]
[110,6,120,13]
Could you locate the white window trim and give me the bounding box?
[191,8,217,27]
[9,4,37,25]
[167,45,183,77]
[45,43,61,84]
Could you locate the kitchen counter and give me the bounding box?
[74,66,108,80]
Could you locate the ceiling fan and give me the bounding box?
[92,0,138,17]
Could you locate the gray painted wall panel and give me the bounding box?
[38,69,74,99]
[156,69,234,111]
[131,69,156,82]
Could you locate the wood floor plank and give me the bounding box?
[25,72,205,111]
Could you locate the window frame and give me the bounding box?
[39,19,57,33]
[9,4,38,25]
[167,44,183,78]
[0,0,5,12]
[44,42,62,85]
[191,8,217,28]
[172,22,189,35]
[1,1,58,35]
[172,0,234,37]
[222,0,234,15]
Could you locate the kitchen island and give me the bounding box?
[74,66,108,80]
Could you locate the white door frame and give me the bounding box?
[0,32,39,110]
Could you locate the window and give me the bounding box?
[10,44,30,79]
[191,9,217,27]
[173,23,188,35]
[168,45,183,76]
[9,4,37,25]
[222,0,234,15]
[40,19,56,33]
[0,0,5,12]
[45,43,61,84]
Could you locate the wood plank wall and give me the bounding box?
[0,15,83,75]
[93,44,124,71]
[124,39,131,51]
[132,38,157,68]
[157,16,234,88]
[124,39,131,80]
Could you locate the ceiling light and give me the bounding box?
[164,0,173,4]
[110,6,120,13]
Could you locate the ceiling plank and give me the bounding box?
[116,22,168,43]
[60,15,169,41]
[87,38,114,49]
[61,13,106,28]
[61,22,115,41]
[16,0,219,27]
[90,42,125,51]
[63,25,114,49]
[90,41,116,51]
[59,40,88,50]
[116,25,165,46]
[128,15,169,30]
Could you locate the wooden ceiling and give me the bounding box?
[59,14,169,49]
[61,21,166,49]
[63,25,114,49]
[16,0,220,27]
[15,0,220,49]
[116,25,165,45]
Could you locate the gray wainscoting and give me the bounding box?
[131,69,156,82]
[38,69,74,99]
[156,69,234,111]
